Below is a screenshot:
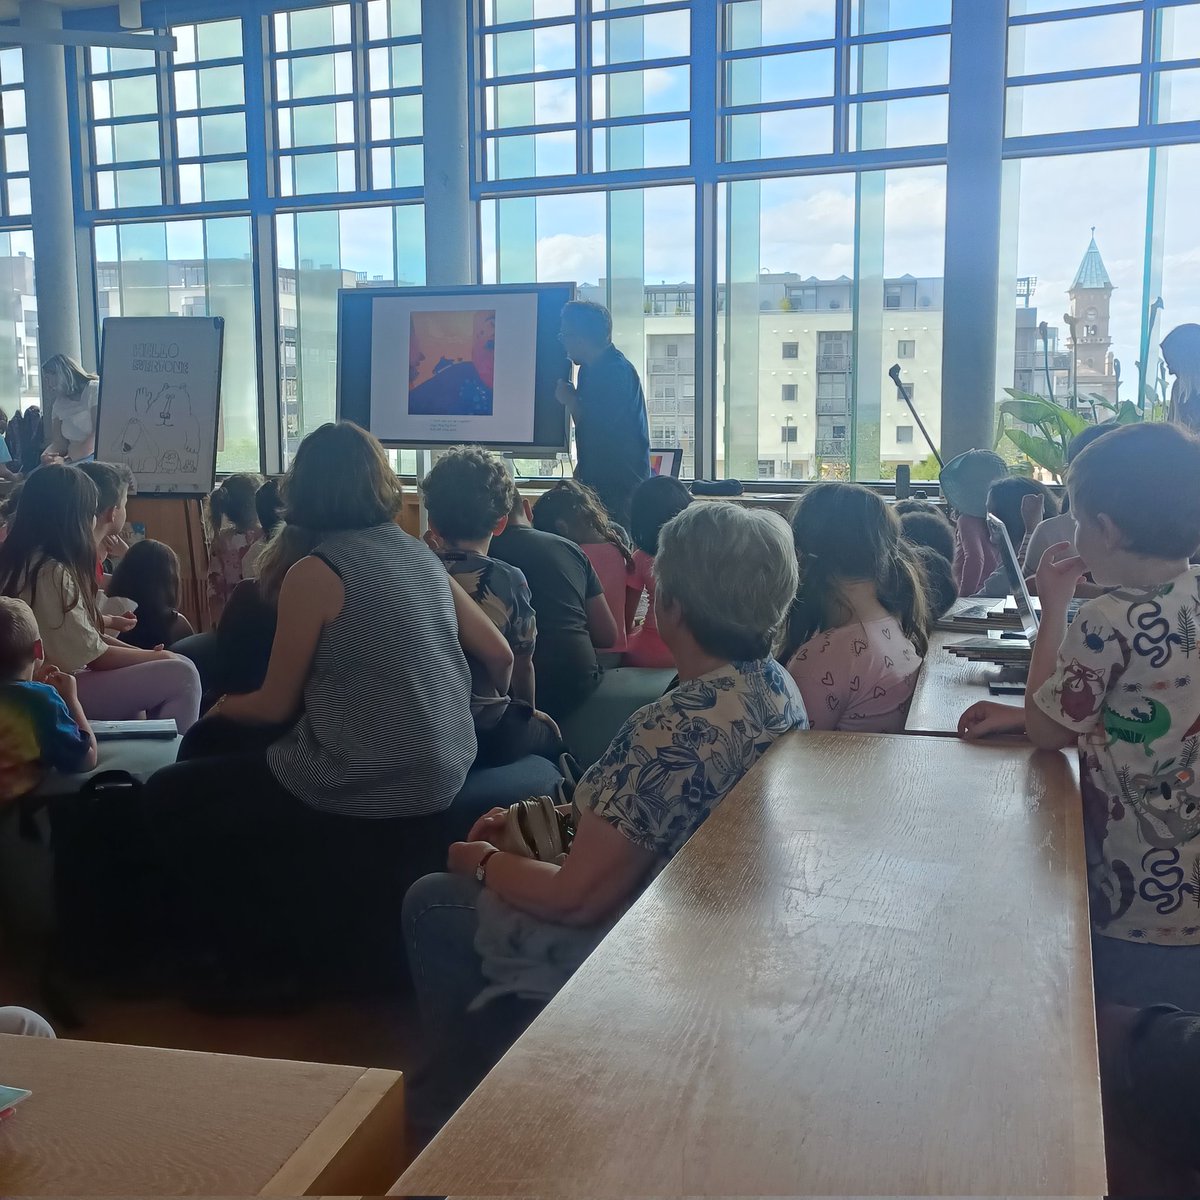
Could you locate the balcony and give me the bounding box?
[817,354,852,371]
[816,398,849,415]
[816,438,848,456]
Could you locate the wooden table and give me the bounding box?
[0,1035,405,1195]
[394,731,1105,1197]
[906,627,1024,734]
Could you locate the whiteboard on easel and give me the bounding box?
[94,316,224,497]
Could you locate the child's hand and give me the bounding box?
[422,528,445,554]
[1034,541,1085,612]
[1020,492,1045,534]
[958,700,1026,740]
[38,665,79,706]
[102,532,130,560]
[105,611,138,633]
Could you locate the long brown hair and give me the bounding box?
[0,464,103,632]
[283,422,403,532]
[780,481,931,661]
[206,472,264,537]
[256,523,321,604]
[532,479,633,567]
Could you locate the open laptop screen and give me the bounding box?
[986,513,1040,643]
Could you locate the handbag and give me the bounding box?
[494,793,574,864]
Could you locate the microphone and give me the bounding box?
[888,363,943,470]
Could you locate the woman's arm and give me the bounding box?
[41,416,68,463]
[216,556,343,726]
[449,573,513,695]
[449,808,656,927]
[511,652,536,705]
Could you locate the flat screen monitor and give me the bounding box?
[337,282,575,455]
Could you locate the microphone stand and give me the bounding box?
[889,364,943,469]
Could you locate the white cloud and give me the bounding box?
[536,231,605,285]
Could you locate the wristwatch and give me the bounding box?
[475,848,500,884]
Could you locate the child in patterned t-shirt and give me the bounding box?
[421,446,561,767]
[961,423,1200,1010]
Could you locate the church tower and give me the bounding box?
[1067,229,1116,402]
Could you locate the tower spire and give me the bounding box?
[1071,231,1111,292]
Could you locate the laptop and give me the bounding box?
[944,515,1039,666]
[648,448,683,478]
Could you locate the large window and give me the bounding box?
[0,230,36,418]
[93,217,259,471]
[0,49,30,220]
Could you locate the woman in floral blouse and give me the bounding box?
[402,501,809,1124]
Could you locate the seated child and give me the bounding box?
[421,446,561,766]
[939,449,1007,596]
[0,465,201,732]
[624,475,691,668]
[975,475,1058,597]
[491,492,618,720]
[532,480,630,652]
[782,482,929,733]
[108,539,194,650]
[959,423,1200,1010]
[205,472,264,622]
[243,479,283,580]
[77,461,133,581]
[0,596,97,803]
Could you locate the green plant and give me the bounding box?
[779,296,794,311]
[994,389,1154,481]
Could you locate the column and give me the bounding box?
[421,0,475,287]
[939,0,1007,459]
[21,0,83,364]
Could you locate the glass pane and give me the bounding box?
[371,93,423,139]
[727,49,834,105]
[1,88,26,128]
[111,119,160,163]
[199,65,245,107]
[176,116,200,157]
[276,205,425,462]
[372,142,423,187]
[1159,4,1200,63]
[288,52,348,99]
[92,46,156,73]
[96,171,117,208]
[383,42,423,89]
[172,24,198,66]
[6,177,30,216]
[286,4,351,50]
[0,47,24,85]
[1000,149,1148,415]
[287,102,341,146]
[725,0,837,50]
[593,11,690,65]
[368,0,422,39]
[200,111,247,155]
[1009,0,1120,12]
[178,162,202,203]
[110,74,158,117]
[0,231,36,415]
[203,159,248,201]
[594,119,689,170]
[292,151,344,193]
[485,26,575,77]
[490,77,576,126]
[485,0,574,21]
[849,94,948,149]
[850,0,951,32]
[115,167,162,207]
[490,129,576,177]
[1005,74,1141,136]
[4,133,28,172]
[174,69,199,110]
[196,18,243,60]
[725,106,833,159]
[1156,67,1200,123]
[1010,11,1143,76]
[850,34,951,92]
[593,65,688,118]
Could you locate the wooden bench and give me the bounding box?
[0,1033,405,1195]
[393,730,1105,1197]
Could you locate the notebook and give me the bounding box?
[91,720,179,740]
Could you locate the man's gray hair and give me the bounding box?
[654,502,798,662]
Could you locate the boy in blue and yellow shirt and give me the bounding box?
[0,596,96,802]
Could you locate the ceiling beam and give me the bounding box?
[0,24,176,50]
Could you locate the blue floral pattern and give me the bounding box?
[576,658,808,858]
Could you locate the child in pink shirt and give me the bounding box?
[782,482,930,732]
[532,480,632,652]
[624,476,690,668]
[205,473,264,622]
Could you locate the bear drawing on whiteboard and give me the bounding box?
[146,382,201,474]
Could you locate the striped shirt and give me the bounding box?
[267,522,476,818]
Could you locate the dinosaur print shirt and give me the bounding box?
[1033,566,1200,944]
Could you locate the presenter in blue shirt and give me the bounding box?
[554,301,651,529]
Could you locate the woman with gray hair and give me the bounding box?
[402,501,808,1126]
